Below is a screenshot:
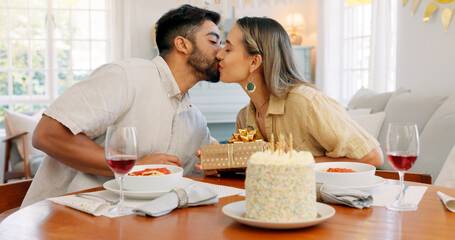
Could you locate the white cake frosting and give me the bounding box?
[245,150,316,222]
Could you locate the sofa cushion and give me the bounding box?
[347,87,409,113]
[382,92,447,134]
[415,91,455,181]
[347,108,372,116]
[347,88,393,113]
[351,112,386,139]
[377,92,448,173]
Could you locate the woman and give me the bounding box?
[197,17,383,176]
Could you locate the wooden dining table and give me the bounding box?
[1,174,455,240]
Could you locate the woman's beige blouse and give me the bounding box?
[236,85,379,159]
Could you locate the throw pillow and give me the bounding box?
[347,108,372,116]
[4,109,44,160]
[351,112,386,139]
[347,87,409,113]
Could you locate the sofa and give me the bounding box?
[347,87,455,183]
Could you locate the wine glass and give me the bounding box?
[386,122,419,211]
[105,125,138,215]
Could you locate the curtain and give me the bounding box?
[109,0,160,61]
[369,0,396,93]
[316,0,397,104]
[315,0,344,102]
[109,0,138,61]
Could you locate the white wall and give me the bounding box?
[396,1,455,95]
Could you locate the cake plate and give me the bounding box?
[222,201,335,229]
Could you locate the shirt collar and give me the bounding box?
[245,94,285,136]
[246,102,260,134]
[153,56,183,100]
[246,94,286,119]
[153,56,191,109]
[247,94,286,117]
[268,94,285,115]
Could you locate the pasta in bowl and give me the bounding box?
[315,162,376,187]
[122,164,183,192]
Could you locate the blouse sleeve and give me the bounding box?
[303,93,379,159]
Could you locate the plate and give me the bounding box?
[337,176,386,190]
[222,201,335,229]
[103,177,194,199]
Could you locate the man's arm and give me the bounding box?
[315,146,384,167]
[33,115,113,176]
[33,116,184,177]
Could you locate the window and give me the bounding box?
[0,0,110,128]
[317,1,396,105]
[342,3,372,104]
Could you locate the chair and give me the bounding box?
[0,179,32,221]
[375,170,432,184]
[3,112,43,183]
[3,116,32,183]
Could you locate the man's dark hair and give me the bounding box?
[155,4,220,56]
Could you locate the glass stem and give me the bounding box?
[398,171,405,203]
[119,175,125,208]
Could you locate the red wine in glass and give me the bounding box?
[387,152,418,171]
[386,122,419,211]
[105,125,138,216]
[107,155,136,175]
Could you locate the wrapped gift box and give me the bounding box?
[200,141,268,170]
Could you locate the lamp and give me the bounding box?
[285,13,306,45]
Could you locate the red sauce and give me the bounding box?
[128,167,171,176]
[326,168,356,173]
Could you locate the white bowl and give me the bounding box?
[121,164,183,192]
[315,162,376,187]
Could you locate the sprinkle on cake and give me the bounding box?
[245,148,316,222]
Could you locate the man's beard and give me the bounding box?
[188,45,220,83]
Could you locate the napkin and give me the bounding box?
[195,181,245,198]
[133,184,218,217]
[369,185,427,207]
[48,195,111,216]
[437,191,455,212]
[316,183,373,209]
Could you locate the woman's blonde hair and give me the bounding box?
[236,17,313,98]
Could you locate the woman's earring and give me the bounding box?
[246,74,256,93]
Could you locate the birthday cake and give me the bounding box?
[245,149,316,222]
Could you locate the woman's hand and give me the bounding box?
[194,141,220,177]
[275,141,289,153]
[137,153,182,167]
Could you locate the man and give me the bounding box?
[22,5,221,207]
